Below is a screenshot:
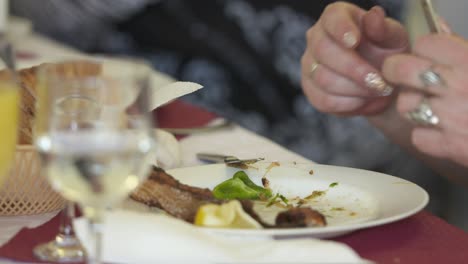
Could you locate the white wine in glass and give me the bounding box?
[34,58,156,264]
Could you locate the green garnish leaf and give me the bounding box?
[213,177,260,200]
[233,171,272,198]
[329,182,339,188]
[212,171,273,200]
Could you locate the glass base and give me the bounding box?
[33,234,86,263]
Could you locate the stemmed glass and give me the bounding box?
[34,58,156,264]
[33,201,85,262]
[33,61,101,263]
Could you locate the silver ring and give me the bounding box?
[419,67,445,87]
[310,61,319,75]
[407,98,440,126]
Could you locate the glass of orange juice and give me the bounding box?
[0,71,19,186]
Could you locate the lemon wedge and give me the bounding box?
[194,200,262,229]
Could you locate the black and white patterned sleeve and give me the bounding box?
[373,0,405,19]
[10,0,157,50]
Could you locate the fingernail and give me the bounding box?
[343,32,357,48]
[364,72,394,96]
[370,6,385,16]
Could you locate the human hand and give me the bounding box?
[382,34,468,166]
[301,2,409,116]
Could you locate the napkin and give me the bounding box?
[149,80,202,169]
[74,209,367,264]
[0,211,57,247]
[153,129,181,169]
[150,81,203,110]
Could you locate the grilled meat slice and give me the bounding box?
[275,207,326,228]
[131,166,218,223]
[131,167,327,228]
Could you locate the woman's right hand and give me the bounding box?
[301,2,409,116]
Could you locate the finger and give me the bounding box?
[309,25,393,96]
[436,15,453,34]
[362,7,409,49]
[414,34,468,66]
[398,93,468,132]
[383,54,457,96]
[429,97,468,133]
[412,129,468,166]
[320,2,366,48]
[302,57,377,97]
[411,128,449,158]
[396,90,424,115]
[396,91,440,127]
[301,76,366,114]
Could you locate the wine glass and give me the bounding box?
[34,58,156,264]
[33,61,101,263]
[0,70,19,185]
[33,61,99,263]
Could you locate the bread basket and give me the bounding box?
[0,145,66,216]
[0,62,102,216]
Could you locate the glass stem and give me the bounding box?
[87,208,104,264]
[33,202,86,262]
[59,202,76,237]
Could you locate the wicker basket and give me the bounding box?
[0,145,66,216]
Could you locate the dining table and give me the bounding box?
[1,19,468,264]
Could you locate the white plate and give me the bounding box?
[167,161,429,238]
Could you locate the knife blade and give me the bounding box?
[196,153,264,164]
[421,0,441,33]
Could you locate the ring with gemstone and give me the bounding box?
[419,66,445,88]
[407,98,440,126]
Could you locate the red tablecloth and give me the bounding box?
[1,101,467,264]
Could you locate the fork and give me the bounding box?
[0,35,16,72]
[0,33,35,98]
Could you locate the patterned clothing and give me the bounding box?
[12,0,451,216]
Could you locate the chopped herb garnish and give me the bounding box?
[279,194,289,205]
[266,193,280,207]
[331,207,345,211]
[296,199,306,207]
[329,182,339,188]
[261,177,270,189]
[266,193,289,207]
[304,190,326,200]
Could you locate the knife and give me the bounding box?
[196,153,264,164]
[421,0,441,33]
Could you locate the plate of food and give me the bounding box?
[130,161,428,238]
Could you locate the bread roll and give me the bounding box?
[0,61,102,144]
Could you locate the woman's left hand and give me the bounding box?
[382,34,468,166]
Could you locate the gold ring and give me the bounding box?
[310,61,319,76]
